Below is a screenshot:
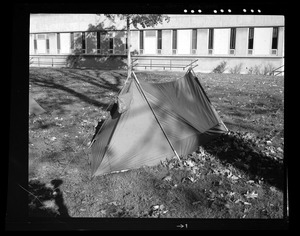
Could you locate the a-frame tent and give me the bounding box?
[29,92,46,116]
[90,70,228,177]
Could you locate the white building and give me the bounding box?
[29,14,284,74]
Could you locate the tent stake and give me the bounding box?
[132,71,181,162]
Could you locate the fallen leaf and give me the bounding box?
[270,186,277,192]
[235,199,242,204]
[162,175,172,182]
[192,201,202,205]
[42,200,56,209]
[182,176,195,183]
[244,191,258,199]
[108,201,119,206]
[277,147,283,152]
[243,202,252,205]
[230,175,239,181]
[185,159,195,167]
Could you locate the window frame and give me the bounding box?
[272,27,279,50]
[192,29,197,50]
[248,27,254,50]
[139,30,144,50]
[56,33,61,54]
[208,28,214,50]
[172,29,177,50]
[81,32,86,53]
[157,30,162,50]
[230,28,236,50]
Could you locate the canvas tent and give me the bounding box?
[90,70,228,177]
[29,92,46,116]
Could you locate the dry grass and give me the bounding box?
[28,68,285,224]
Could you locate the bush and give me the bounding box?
[247,63,276,75]
[131,50,139,56]
[247,67,254,74]
[66,55,81,68]
[212,61,227,73]
[262,63,276,75]
[229,63,243,74]
[253,65,261,75]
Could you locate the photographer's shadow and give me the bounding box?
[28,179,70,218]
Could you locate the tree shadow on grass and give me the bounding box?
[56,68,125,93]
[28,179,70,218]
[202,131,285,191]
[30,68,127,116]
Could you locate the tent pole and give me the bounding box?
[132,71,181,162]
[187,66,197,77]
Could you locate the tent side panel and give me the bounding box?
[140,73,222,134]
[91,115,120,176]
[93,79,175,176]
[139,71,227,156]
[29,93,46,115]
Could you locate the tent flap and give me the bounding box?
[117,92,133,114]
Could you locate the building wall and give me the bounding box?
[29,34,34,54]
[278,27,285,57]
[144,30,157,54]
[30,14,284,33]
[162,30,172,55]
[131,55,284,74]
[114,31,126,54]
[197,29,208,55]
[130,31,139,53]
[213,29,230,55]
[86,32,97,54]
[177,30,191,54]
[29,14,285,74]
[235,28,248,56]
[48,33,57,54]
[139,14,284,30]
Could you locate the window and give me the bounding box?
[46,35,50,53]
[57,33,61,54]
[109,37,113,53]
[208,28,214,50]
[208,28,214,54]
[34,34,37,53]
[172,30,177,54]
[172,30,177,49]
[96,32,101,53]
[272,27,279,49]
[230,28,236,49]
[70,32,74,50]
[192,29,197,50]
[248,28,254,49]
[82,32,86,53]
[139,30,144,49]
[157,30,162,50]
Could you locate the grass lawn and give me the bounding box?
[28,67,285,222]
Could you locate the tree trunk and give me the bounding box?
[126,17,131,79]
